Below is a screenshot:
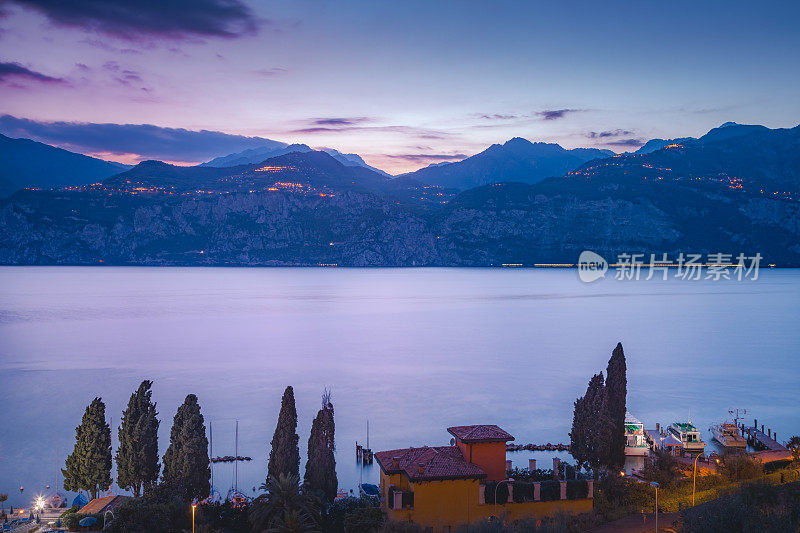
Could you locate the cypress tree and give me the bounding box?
[303,390,337,501]
[584,373,614,469]
[569,395,588,469]
[62,397,112,499]
[268,386,300,481]
[162,394,210,501]
[605,342,627,470]
[116,380,160,497]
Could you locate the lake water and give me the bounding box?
[1,267,799,507]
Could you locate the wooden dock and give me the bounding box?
[744,424,787,451]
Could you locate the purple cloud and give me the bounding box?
[0,61,65,85]
[587,129,634,138]
[0,114,287,162]
[254,67,287,77]
[311,117,372,126]
[605,138,645,147]
[3,0,260,40]
[536,109,580,120]
[386,153,466,162]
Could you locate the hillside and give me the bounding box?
[0,134,129,197]
[399,138,613,189]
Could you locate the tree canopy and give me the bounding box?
[304,390,337,502]
[268,386,300,481]
[116,380,160,497]
[162,394,210,501]
[63,397,112,499]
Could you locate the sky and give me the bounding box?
[0,0,799,174]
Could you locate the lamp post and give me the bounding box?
[692,453,704,506]
[191,504,196,533]
[650,482,659,532]
[493,479,514,519]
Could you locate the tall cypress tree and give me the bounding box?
[304,390,337,501]
[63,397,112,499]
[268,386,300,481]
[605,342,627,470]
[116,380,160,497]
[584,373,614,469]
[569,395,588,469]
[162,394,210,501]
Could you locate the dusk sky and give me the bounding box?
[1,0,799,174]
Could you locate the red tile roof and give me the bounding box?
[375,445,487,481]
[78,495,130,515]
[447,424,515,443]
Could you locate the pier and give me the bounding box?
[356,442,373,464]
[744,420,788,452]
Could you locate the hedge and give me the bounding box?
[567,479,589,499]
[540,480,560,501]
[483,481,509,504]
[512,481,533,502]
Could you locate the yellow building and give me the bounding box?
[375,424,593,532]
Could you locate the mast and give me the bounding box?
[234,420,239,493]
[366,420,369,450]
[209,423,214,498]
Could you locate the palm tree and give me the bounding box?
[250,474,320,533]
[267,510,320,533]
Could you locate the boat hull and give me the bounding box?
[625,446,649,456]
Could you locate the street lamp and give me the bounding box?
[191,504,196,533]
[493,479,514,519]
[650,482,659,532]
[692,454,705,506]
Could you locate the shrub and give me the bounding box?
[344,506,384,532]
[512,481,532,502]
[681,481,800,532]
[377,521,424,533]
[540,480,560,501]
[721,455,763,482]
[324,496,377,533]
[566,479,589,499]
[61,512,103,530]
[483,481,508,505]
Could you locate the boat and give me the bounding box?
[359,483,380,500]
[710,422,747,448]
[624,412,648,456]
[668,422,705,453]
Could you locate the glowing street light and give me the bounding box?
[34,496,46,511]
[192,503,197,533]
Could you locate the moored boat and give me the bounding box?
[624,412,648,456]
[710,422,746,448]
[668,422,705,453]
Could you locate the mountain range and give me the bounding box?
[200,142,391,176]
[0,133,130,197]
[1,122,798,266]
[398,138,614,189]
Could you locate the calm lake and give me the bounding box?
[1,267,799,507]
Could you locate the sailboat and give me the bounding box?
[358,420,379,499]
[222,420,250,507]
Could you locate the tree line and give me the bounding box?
[569,342,627,472]
[61,381,338,510]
